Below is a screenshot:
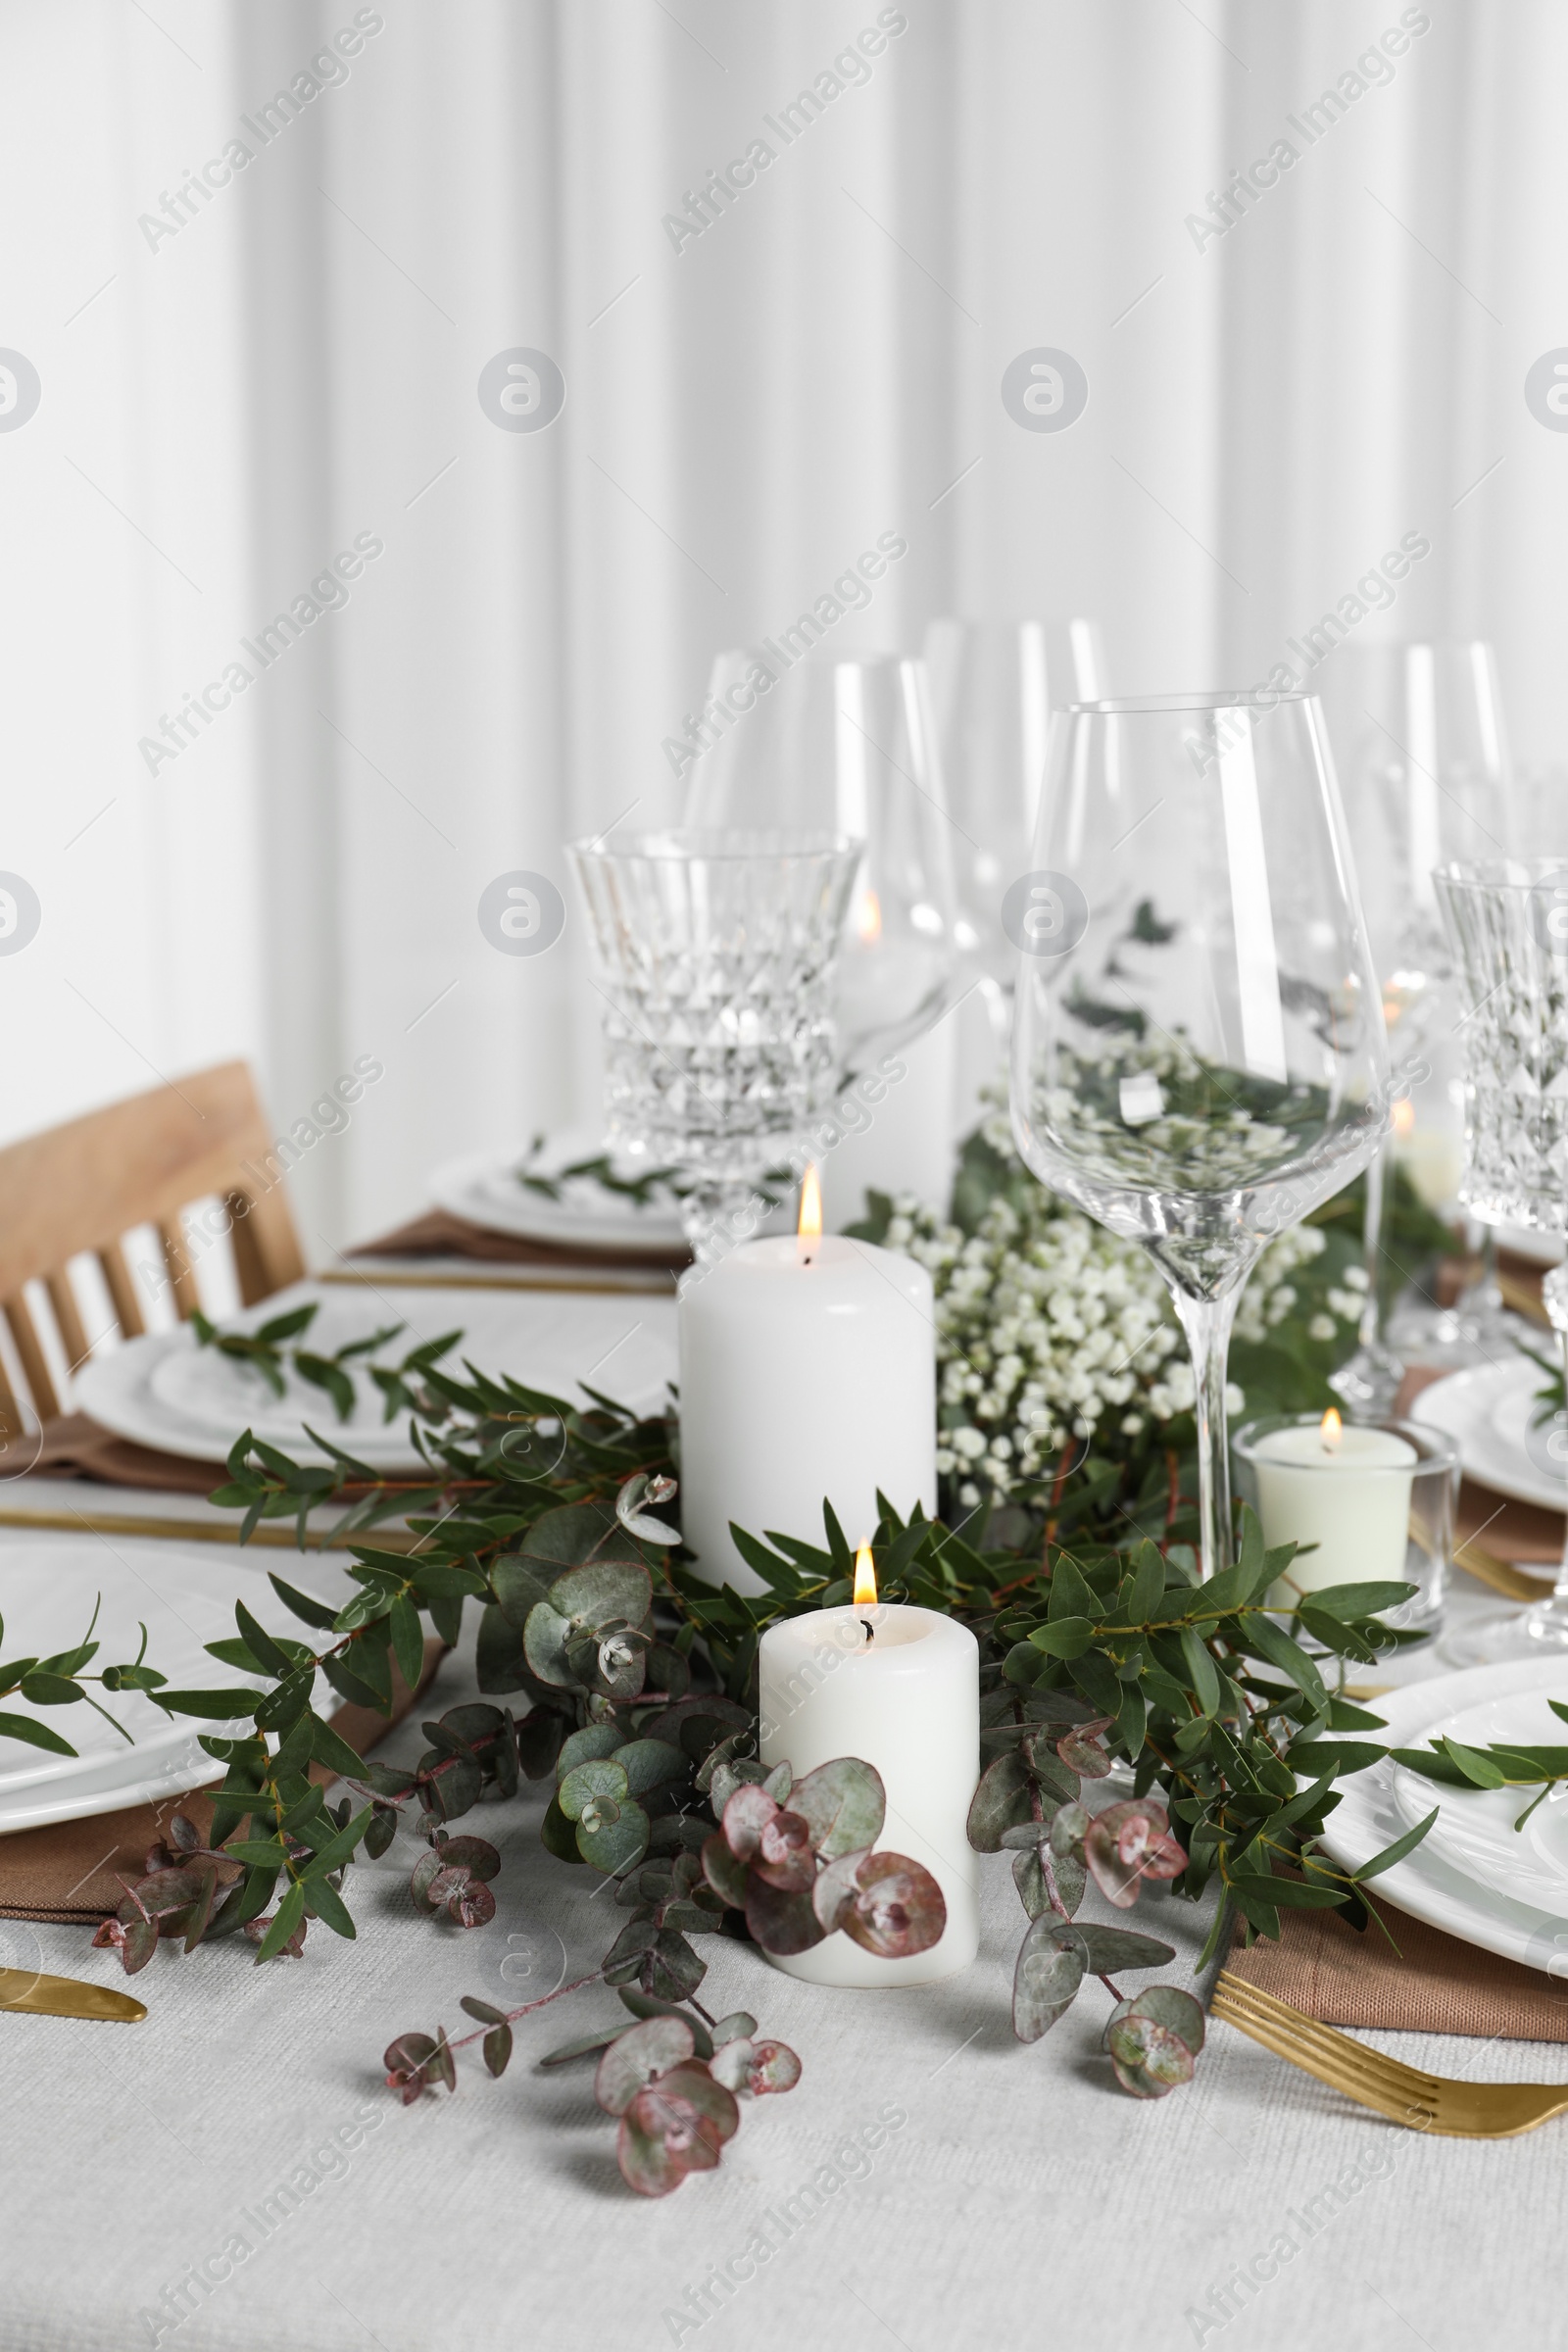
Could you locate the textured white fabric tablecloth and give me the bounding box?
[3,1544,1565,2352]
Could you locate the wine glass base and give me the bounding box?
[1387,1298,1520,1372]
[1441,1603,1568,1669]
[1328,1343,1404,1422]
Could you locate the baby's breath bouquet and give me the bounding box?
[853,1094,1378,1544]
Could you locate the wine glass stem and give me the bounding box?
[1172,1288,1241,1583]
[681,1182,769,1270]
[1357,1138,1389,1353]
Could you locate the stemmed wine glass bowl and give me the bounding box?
[1009,691,1391,1581]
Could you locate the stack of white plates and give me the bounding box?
[1411,1355,1563,1515]
[430,1131,689,1251]
[74,1280,678,1469]
[1317,1659,1568,1973]
[0,1539,311,1836]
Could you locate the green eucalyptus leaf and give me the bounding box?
[1012,1915,1084,2041]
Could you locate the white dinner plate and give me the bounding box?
[1410,1356,1565,1514]
[430,1131,689,1250]
[1315,1658,1568,1975]
[74,1281,678,1468]
[1497,1222,1566,1270]
[0,1539,308,1834]
[1390,1682,1568,1917]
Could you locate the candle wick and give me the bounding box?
[860,1619,873,1643]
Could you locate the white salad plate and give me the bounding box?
[0,1538,308,1835]
[74,1281,678,1468]
[429,1131,689,1251]
[1315,1658,1568,1974]
[1390,1682,1568,1919]
[1410,1356,1564,1515]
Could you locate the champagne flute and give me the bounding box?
[1010,691,1390,1582]
[1315,642,1515,1412]
[922,617,1107,1032]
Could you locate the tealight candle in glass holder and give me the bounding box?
[1232,1408,1456,1637]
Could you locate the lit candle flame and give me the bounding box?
[1392,1097,1415,1140]
[857,889,882,944]
[1320,1406,1343,1452]
[798,1164,823,1245]
[854,1544,878,1607]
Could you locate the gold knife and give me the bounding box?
[0,1966,146,2023]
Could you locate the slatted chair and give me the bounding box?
[0,1061,306,1438]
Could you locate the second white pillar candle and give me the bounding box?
[677,1235,937,1592]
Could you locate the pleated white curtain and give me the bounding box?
[3,0,1562,1246]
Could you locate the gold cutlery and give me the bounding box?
[0,1966,146,2024]
[1212,1970,1568,2138]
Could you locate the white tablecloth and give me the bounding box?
[3,1550,1564,2352]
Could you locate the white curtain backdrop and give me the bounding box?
[3,0,1563,1249]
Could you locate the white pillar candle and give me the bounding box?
[677,1233,936,1593]
[1250,1415,1418,1603]
[758,1598,980,1986]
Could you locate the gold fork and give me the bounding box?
[1212,1970,1568,2138]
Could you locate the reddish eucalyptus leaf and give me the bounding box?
[745,1874,826,1956]
[617,2060,738,2195]
[1056,1728,1112,1779]
[810,1847,869,1936]
[434,1836,502,1882]
[720,1782,778,1863]
[1106,2014,1195,2097]
[1083,1799,1188,1909]
[708,2036,800,2097]
[593,2015,694,2116]
[839,1852,947,1959]
[750,1808,815,1892]
[1110,1984,1206,2057]
[449,1878,496,1930]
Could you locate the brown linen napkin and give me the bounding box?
[354,1203,688,1276]
[0,1640,445,1924]
[1226,1898,1568,2041]
[29,1410,231,1495]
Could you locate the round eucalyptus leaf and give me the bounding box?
[522,1602,574,1689]
[700,1833,750,1911]
[745,1874,826,1956]
[966,1752,1039,1852]
[548,1557,653,1634]
[593,2015,695,2115]
[1107,2013,1196,2098]
[840,1852,946,1958]
[576,1797,649,1875]
[790,1757,885,1860]
[1125,1983,1205,2054]
[555,1723,624,1781]
[612,1738,688,1796]
[558,1756,629,1822]
[1013,1913,1085,2041]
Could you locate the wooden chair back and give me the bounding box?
[0,1060,306,1431]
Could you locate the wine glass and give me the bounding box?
[1314,642,1515,1413]
[922,617,1107,1026]
[683,652,958,1083]
[568,829,861,1263]
[1434,858,1568,1662]
[1010,691,1391,1583]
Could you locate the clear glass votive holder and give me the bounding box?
[1232,1413,1458,1641]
